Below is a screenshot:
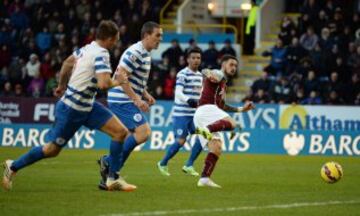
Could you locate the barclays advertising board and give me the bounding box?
[0,101,359,156]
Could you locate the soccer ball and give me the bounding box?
[320,161,343,183]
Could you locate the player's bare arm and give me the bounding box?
[118,66,150,112]
[201,69,223,83]
[143,89,156,106]
[237,101,255,112]
[55,55,76,97]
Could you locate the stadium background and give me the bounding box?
[1,0,360,215]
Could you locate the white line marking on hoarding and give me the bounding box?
[102,200,360,216]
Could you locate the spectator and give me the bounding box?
[153,86,165,99]
[119,25,130,47]
[0,45,11,69]
[14,83,25,97]
[162,39,183,68]
[40,52,55,81]
[177,55,187,71]
[184,38,201,55]
[10,6,29,31]
[45,72,58,97]
[318,27,333,52]
[25,53,40,78]
[292,87,306,104]
[251,71,271,93]
[303,70,319,95]
[263,39,287,76]
[300,26,318,51]
[27,73,44,97]
[279,16,297,45]
[271,77,293,103]
[309,43,326,78]
[324,71,343,97]
[348,45,360,71]
[219,39,236,57]
[251,89,270,103]
[8,57,26,83]
[35,27,52,53]
[286,37,307,74]
[314,10,329,35]
[157,55,170,74]
[202,40,219,69]
[54,23,66,44]
[1,81,14,97]
[163,67,177,99]
[301,90,322,104]
[326,90,344,105]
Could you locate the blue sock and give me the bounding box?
[11,146,45,171]
[118,135,137,171]
[185,138,203,167]
[160,141,183,166]
[108,140,123,178]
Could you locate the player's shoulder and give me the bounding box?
[87,41,109,56]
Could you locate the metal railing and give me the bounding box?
[161,23,239,43]
[159,0,174,25]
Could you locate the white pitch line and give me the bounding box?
[102,200,360,216]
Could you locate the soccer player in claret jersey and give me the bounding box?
[97,21,162,190]
[194,54,255,188]
[157,48,203,176]
[2,20,136,191]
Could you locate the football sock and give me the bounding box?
[160,141,182,166]
[201,152,219,178]
[207,119,233,133]
[11,146,45,172]
[118,135,137,170]
[185,137,202,167]
[108,140,123,178]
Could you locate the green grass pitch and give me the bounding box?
[1,147,359,216]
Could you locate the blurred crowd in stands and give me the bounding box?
[1,0,359,106]
[245,0,360,105]
[0,0,163,97]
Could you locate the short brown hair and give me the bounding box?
[220,54,238,64]
[141,21,160,39]
[96,20,119,40]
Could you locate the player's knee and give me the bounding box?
[135,125,151,143]
[208,139,222,156]
[43,144,61,158]
[177,138,186,145]
[112,127,129,142]
[229,119,236,130]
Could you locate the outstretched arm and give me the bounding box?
[201,69,224,83]
[54,55,76,97]
[223,101,255,112]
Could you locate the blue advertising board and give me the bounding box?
[1,101,359,156]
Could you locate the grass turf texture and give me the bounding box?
[0,147,359,216]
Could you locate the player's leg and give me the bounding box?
[86,102,135,192]
[2,101,80,190]
[197,138,222,188]
[182,119,202,176]
[195,105,235,140]
[157,117,189,176]
[119,122,151,170]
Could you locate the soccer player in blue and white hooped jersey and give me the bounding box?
[98,22,162,188]
[2,21,138,192]
[157,48,204,176]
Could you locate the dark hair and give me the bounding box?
[186,47,202,58]
[96,20,119,40]
[141,21,160,39]
[220,54,238,64]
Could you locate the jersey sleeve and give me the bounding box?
[94,52,112,74]
[119,51,142,74]
[175,72,187,87]
[202,69,224,82]
[73,48,83,59]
